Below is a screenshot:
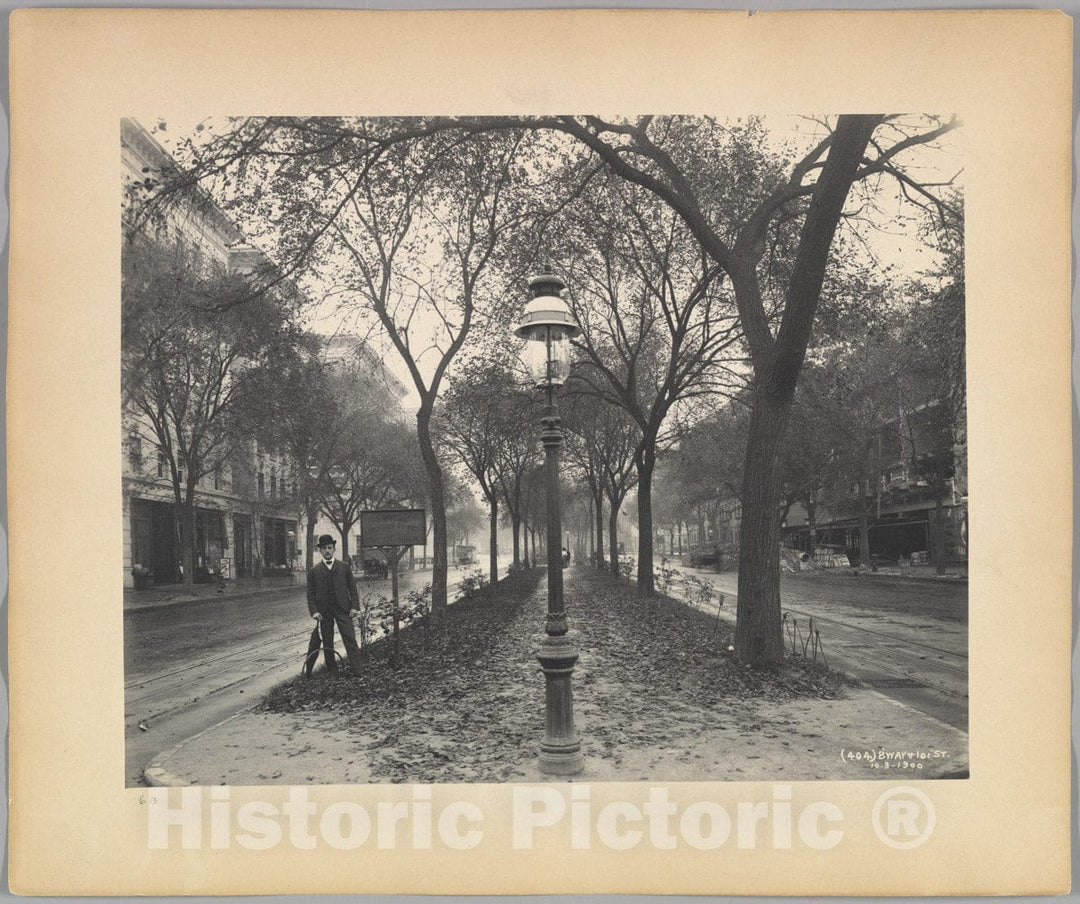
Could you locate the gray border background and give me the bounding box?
[0,1,1074,901]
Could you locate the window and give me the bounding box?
[270,471,277,500]
[880,424,903,461]
[213,467,221,491]
[257,471,265,498]
[157,451,166,478]
[128,433,143,471]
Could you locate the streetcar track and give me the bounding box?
[125,627,304,692]
[823,640,968,680]
[130,652,306,725]
[125,633,306,706]
[666,571,967,662]
[856,673,966,700]
[781,605,968,663]
[126,574,480,715]
[659,570,968,701]
[685,590,967,703]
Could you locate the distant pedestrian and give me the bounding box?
[562,547,571,568]
[305,535,363,676]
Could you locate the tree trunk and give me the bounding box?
[489,496,499,583]
[531,525,537,567]
[511,512,521,565]
[806,496,817,557]
[179,486,196,589]
[607,500,619,574]
[856,475,872,569]
[594,492,604,567]
[933,492,947,575]
[304,501,318,570]
[734,388,792,668]
[587,495,595,559]
[170,481,184,587]
[339,524,350,563]
[636,453,656,592]
[251,514,263,586]
[431,493,448,615]
[416,407,448,618]
[731,116,878,668]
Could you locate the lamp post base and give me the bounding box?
[537,634,585,775]
[539,746,585,776]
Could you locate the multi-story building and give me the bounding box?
[122,118,301,587]
[307,333,411,566]
[783,397,967,567]
[661,393,967,570]
[124,433,300,586]
[123,119,415,587]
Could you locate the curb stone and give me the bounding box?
[143,710,255,787]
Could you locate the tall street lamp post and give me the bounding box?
[513,271,585,775]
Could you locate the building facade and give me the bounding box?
[306,332,412,568]
[782,398,968,567]
[659,395,967,570]
[122,118,300,587]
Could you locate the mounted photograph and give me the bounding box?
[120,113,967,788]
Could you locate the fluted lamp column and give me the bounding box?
[513,271,585,775]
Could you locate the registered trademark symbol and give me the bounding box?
[871,786,935,849]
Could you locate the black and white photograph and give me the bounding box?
[8,7,1073,897]
[121,113,968,788]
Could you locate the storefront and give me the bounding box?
[130,497,179,584]
[868,514,931,561]
[232,514,253,578]
[784,506,967,566]
[262,517,298,572]
[194,508,227,581]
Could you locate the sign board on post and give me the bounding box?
[360,508,427,548]
[361,509,427,669]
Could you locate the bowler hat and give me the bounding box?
[317,534,336,548]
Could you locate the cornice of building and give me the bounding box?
[121,117,245,248]
[317,332,408,401]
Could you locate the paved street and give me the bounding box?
[663,565,968,731]
[124,564,497,784]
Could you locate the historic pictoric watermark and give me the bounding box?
[146,784,936,852]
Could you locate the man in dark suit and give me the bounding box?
[305,534,363,675]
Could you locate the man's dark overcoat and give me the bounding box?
[307,559,359,617]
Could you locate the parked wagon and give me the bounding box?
[454,545,476,567]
